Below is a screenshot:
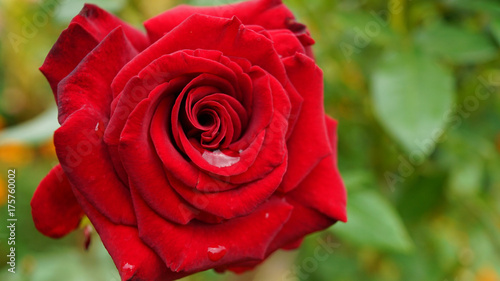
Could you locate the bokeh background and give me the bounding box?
[1,0,499,280]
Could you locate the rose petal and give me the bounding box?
[71,4,148,51]
[112,15,287,96]
[175,68,280,177]
[286,116,347,222]
[287,153,347,222]
[119,82,200,225]
[71,188,186,281]
[55,108,136,226]
[132,192,293,272]
[54,26,140,226]
[264,116,346,255]
[168,155,287,220]
[267,29,306,58]
[106,50,249,151]
[279,53,333,192]
[56,27,139,124]
[40,4,148,99]
[267,197,337,255]
[31,164,84,238]
[40,24,99,99]
[219,197,337,275]
[144,0,297,43]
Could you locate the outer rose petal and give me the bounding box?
[266,29,306,58]
[57,27,138,124]
[279,53,333,192]
[55,108,136,226]
[40,24,98,99]
[40,4,148,99]
[71,188,187,281]
[70,4,149,51]
[144,0,297,42]
[31,165,84,238]
[216,201,337,275]
[132,190,293,273]
[287,116,347,222]
[54,27,140,226]
[112,14,288,96]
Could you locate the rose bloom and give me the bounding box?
[31,0,347,280]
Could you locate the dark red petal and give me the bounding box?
[144,0,296,42]
[174,69,280,177]
[53,28,140,224]
[31,165,84,238]
[113,15,287,96]
[190,69,291,192]
[267,29,306,58]
[287,153,347,222]
[107,50,245,152]
[71,4,149,51]
[228,68,275,152]
[280,53,332,192]
[286,116,347,222]
[119,84,199,225]
[54,108,136,226]
[267,197,337,255]
[40,4,148,100]
[40,24,99,99]
[265,116,346,254]
[71,188,187,281]
[282,238,304,250]
[56,27,139,124]
[133,192,293,273]
[53,26,139,226]
[283,80,303,140]
[168,157,287,220]
[218,71,290,184]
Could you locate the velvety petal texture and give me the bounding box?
[40,4,148,100]
[31,165,84,238]
[31,0,347,280]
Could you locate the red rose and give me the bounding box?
[31,0,347,280]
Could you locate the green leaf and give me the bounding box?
[415,22,497,64]
[0,107,59,145]
[331,190,414,253]
[371,49,454,154]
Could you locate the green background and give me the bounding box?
[0,0,499,280]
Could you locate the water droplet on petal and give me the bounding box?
[265,213,270,219]
[202,150,240,168]
[121,263,136,280]
[207,245,227,262]
[95,121,105,138]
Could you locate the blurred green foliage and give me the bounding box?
[0,0,499,280]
